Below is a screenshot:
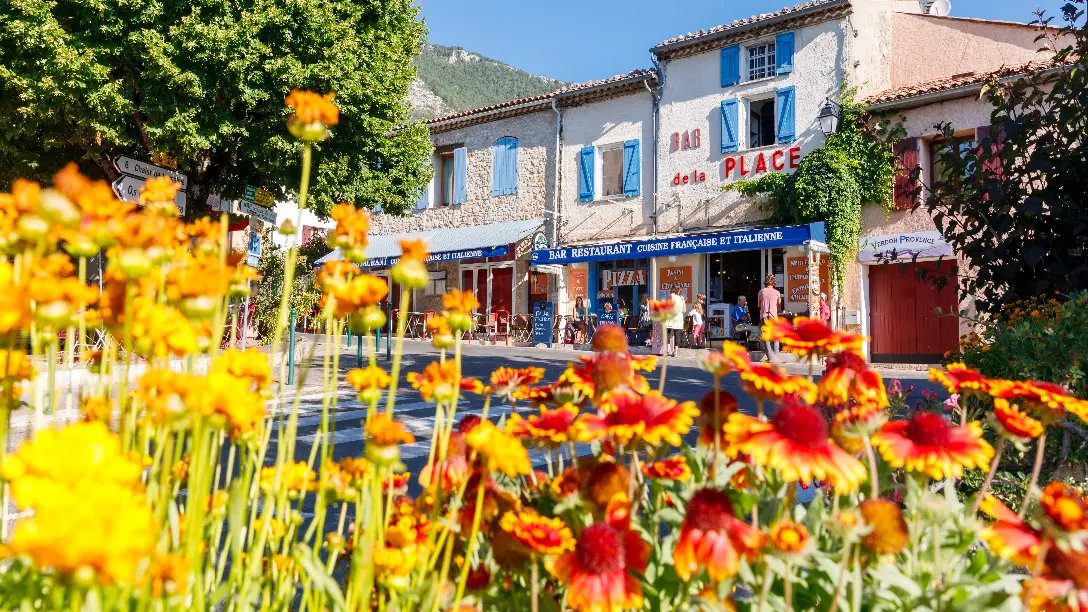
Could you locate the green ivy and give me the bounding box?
[726,83,901,295]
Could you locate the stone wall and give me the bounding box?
[369,110,556,235]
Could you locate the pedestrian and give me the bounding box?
[664,287,685,357]
[637,295,651,346]
[757,274,782,361]
[818,291,831,324]
[572,296,589,344]
[689,302,705,348]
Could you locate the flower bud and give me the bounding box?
[178,296,217,321]
[16,214,49,243]
[40,189,80,228]
[114,248,152,279]
[392,260,428,290]
[446,311,473,333]
[288,120,331,143]
[34,301,72,330]
[63,236,100,259]
[344,245,367,264]
[432,332,455,350]
[279,219,297,236]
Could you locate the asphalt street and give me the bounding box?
[267,340,947,520]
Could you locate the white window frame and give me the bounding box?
[746,96,777,150]
[746,41,776,83]
[423,271,447,296]
[596,142,626,201]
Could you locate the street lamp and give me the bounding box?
[818,98,840,137]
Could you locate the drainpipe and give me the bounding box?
[550,99,562,249]
[648,54,663,237]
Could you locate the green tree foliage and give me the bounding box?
[726,85,899,294]
[252,233,329,342]
[924,2,1088,314]
[413,44,565,118]
[0,0,433,217]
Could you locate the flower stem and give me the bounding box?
[385,287,410,415]
[970,437,1007,514]
[1019,430,1047,518]
[826,543,852,612]
[712,375,721,482]
[784,561,793,611]
[658,352,669,393]
[453,463,489,605]
[863,436,880,500]
[531,557,540,612]
[757,563,773,611]
[1023,537,1052,606]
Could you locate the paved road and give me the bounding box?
[269,341,947,511]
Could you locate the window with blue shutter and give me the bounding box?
[579,146,595,201]
[491,136,518,195]
[453,146,467,204]
[720,46,740,87]
[622,140,640,197]
[775,32,795,75]
[720,99,739,153]
[776,87,796,143]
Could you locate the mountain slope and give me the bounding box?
[410,44,566,121]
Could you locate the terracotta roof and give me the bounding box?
[652,0,849,56]
[424,69,657,129]
[863,60,1066,106]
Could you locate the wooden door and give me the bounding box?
[869,261,959,363]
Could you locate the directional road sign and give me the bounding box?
[114,156,189,190]
[238,199,277,224]
[112,175,187,216]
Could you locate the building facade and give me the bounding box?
[342,0,1051,360]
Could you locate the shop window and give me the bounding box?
[439,152,455,206]
[747,42,776,81]
[423,271,447,296]
[749,98,776,148]
[929,135,975,187]
[600,144,625,198]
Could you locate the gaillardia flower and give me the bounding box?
[464,420,532,477]
[762,316,865,358]
[567,352,652,400]
[574,389,699,448]
[871,412,993,480]
[700,342,752,377]
[698,389,739,448]
[724,397,867,494]
[641,455,691,482]
[673,488,763,581]
[929,363,993,396]
[490,366,545,399]
[550,496,649,612]
[591,324,629,354]
[859,499,909,556]
[769,519,811,557]
[819,351,889,409]
[285,89,339,141]
[991,397,1044,440]
[739,363,818,404]
[406,360,459,404]
[499,510,576,556]
[506,404,579,448]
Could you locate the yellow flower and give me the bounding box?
[346,365,390,403]
[392,239,429,289]
[366,414,416,467]
[407,360,460,404]
[2,421,143,510]
[254,516,288,540]
[327,274,388,316]
[285,89,339,141]
[129,302,198,358]
[260,462,316,498]
[142,553,190,598]
[328,203,370,257]
[464,420,531,477]
[769,520,811,557]
[0,260,30,334]
[211,348,272,391]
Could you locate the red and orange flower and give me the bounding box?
[490,366,546,399]
[641,455,691,482]
[550,496,649,612]
[990,380,1088,425]
[698,389,739,448]
[724,397,867,494]
[739,363,818,404]
[406,360,459,404]
[499,509,576,556]
[929,363,993,396]
[574,389,699,448]
[673,488,763,581]
[819,351,889,409]
[992,397,1045,440]
[567,352,652,401]
[591,324,629,354]
[506,404,580,448]
[768,519,811,557]
[762,316,864,358]
[871,412,993,480]
[700,342,752,377]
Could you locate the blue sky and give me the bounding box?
[418,0,1072,83]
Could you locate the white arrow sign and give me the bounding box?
[238,199,277,224]
[112,175,187,216]
[114,156,189,190]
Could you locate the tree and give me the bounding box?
[252,233,329,341]
[0,0,433,217]
[924,2,1088,314]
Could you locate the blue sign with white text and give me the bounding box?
[533,302,554,348]
[530,223,823,265]
[357,245,509,269]
[248,232,261,257]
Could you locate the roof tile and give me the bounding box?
[862,60,1063,106]
[652,0,845,50]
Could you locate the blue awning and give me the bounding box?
[531,222,825,265]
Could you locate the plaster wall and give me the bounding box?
[559,91,656,244]
[656,17,847,236]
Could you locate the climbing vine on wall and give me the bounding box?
[727,83,902,296]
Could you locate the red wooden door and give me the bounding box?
[491,267,513,314]
[869,262,958,363]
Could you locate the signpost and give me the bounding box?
[112,175,187,215]
[238,199,277,224]
[114,156,188,190]
[533,301,554,348]
[254,187,274,207]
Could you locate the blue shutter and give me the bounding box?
[720,99,739,153]
[453,146,467,204]
[720,45,740,87]
[491,139,505,196]
[622,139,640,197]
[578,146,595,201]
[506,137,518,195]
[776,32,795,75]
[491,137,519,195]
[776,87,796,143]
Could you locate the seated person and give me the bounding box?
[731,296,757,334]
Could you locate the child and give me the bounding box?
[689,302,705,348]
